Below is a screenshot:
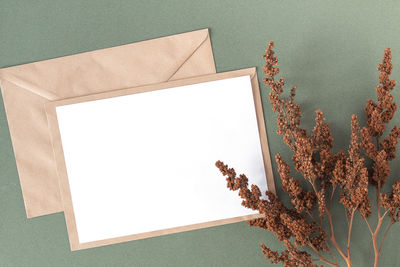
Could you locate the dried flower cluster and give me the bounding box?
[216,42,400,267]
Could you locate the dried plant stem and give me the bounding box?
[372,218,383,267]
[305,209,340,266]
[326,246,339,266]
[368,208,390,267]
[374,180,382,267]
[305,208,340,266]
[379,221,393,253]
[364,217,374,235]
[309,243,339,267]
[377,181,382,218]
[329,186,336,209]
[311,181,352,267]
[326,209,352,266]
[366,136,394,267]
[347,209,355,262]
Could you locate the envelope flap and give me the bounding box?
[0,29,211,100]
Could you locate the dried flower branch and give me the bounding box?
[216,42,399,267]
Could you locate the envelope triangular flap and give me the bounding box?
[0,29,211,99]
[168,32,215,81]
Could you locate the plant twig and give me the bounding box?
[310,181,348,264]
[329,185,336,210]
[379,220,393,253]
[347,209,355,259]
[309,242,340,267]
[326,246,339,266]
[377,180,382,218]
[326,204,351,265]
[371,209,388,267]
[364,217,374,235]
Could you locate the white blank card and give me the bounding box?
[47,69,273,250]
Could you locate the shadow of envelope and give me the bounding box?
[0,29,216,218]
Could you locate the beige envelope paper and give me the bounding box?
[0,29,216,218]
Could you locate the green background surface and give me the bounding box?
[1,0,400,266]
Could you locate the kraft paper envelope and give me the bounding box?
[45,68,275,250]
[0,29,216,218]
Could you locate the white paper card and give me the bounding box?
[56,75,267,243]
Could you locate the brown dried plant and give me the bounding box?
[216,42,400,267]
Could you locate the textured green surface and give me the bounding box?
[1,0,400,266]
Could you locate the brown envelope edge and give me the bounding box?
[0,28,216,218]
[45,68,276,251]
